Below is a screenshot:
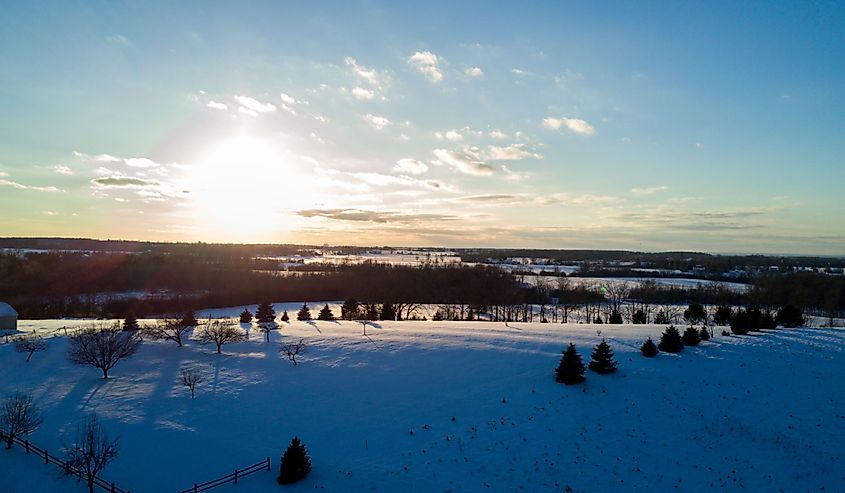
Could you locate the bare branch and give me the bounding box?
[280,339,306,366]
[197,319,246,354]
[1,392,42,449]
[180,368,204,399]
[67,324,141,379]
[14,336,47,362]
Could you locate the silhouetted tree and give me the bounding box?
[608,311,623,324]
[341,298,359,320]
[14,337,46,362]
[776,304,805,328]
[555,343,586,385]
[380,302,396,321]
[588,339,618,374]
[122,315,140,332]
[658,325,684,353]
[180,368,204,399]
[197,320,245,354]
[682,326,701,346]
[684,303,707,325]
[180,310,199,327]
[631,309,647,324]
[239,308,253,324]
[698,326,711,341]
[280,310,290,323]
[67,325,141,378]
[640,337,659,357]
[278,436,311,484]
[654,310,670,325]
[297,303,312,321]
[65,415,119,493]
[280,339,306,365]
[146,318,192,347]
[1,392,42,449]
[713,305,734,326]
[255,301,276,323]
[317,304,335,321]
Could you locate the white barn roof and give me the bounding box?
[0,302,17,317]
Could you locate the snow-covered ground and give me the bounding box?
[1,314,843,492]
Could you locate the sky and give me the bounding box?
[0,1,843,254]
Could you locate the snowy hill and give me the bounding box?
[1,316,843,492]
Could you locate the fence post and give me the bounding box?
[25,439,30,453]
[45,449,49,464]
[111,482,116,493]
[266,456,270,471]
[234,469,238,484]
[193,484,198,493]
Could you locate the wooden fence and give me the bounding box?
[179,457,272,493]
[0,430,130,493]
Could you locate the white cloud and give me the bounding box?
[364,114,391,129]
[408,51,443,83]
[445,130,463,141]
[542,117,596,136]
[485,144,542,161]
[280,93,297,105]
[512,68,529,76]
[344,57,389,87]
[501,165,528,182]
[238,107,258,117]
[53,165,73,175]
[124,158,159,168]
[234,95,276,113]
[433,149,495,176]
[489,130,508,140]
[393,158,429,175]
[73,151,121,163]
[352,87,375,100]
[206,100,228,110]
[535,193,620,206]
[465,67,484,78]
[0,177,63,192]
[631,185,669,195]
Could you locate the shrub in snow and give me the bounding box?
[588,339,618,374]
[317,304,335,321]
[658,325,684,353]
[632,309,647,324]
[122,315,140,331]
[278,436,312,484]
[555,343,586,385]
[775,304,805,328]
[698,326,711,341]
[682,326,701,346]
[683,303,707,325]
[256,301,276,324]
[730,307,763,334]
[593,316,603,324]
[297,304,312,321]
[180,310,199,327]
[280,310,290,323]
[654,310,670,325]
[239,308,253,324]
[608,311,623,324]
[341,298,359,320]
[640,337,659,357]
[713,305,734,326]
[1,391,42,449]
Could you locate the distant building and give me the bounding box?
[0,302,18,331]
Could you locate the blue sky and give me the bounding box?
[1,1,843,254]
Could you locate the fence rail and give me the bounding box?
[0,429,130,493]
[180,457,271,493]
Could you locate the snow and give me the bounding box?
[1,316,843,492]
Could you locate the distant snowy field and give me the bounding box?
[1,311,843,492]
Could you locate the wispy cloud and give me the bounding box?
[345,57,390,88]
[91,176,160,188]
[433,149,495,176]
[53,165,73,175]
[484,144,542,161]
[363,114,391,129]
[408,51,443,83]
[234,95,276,113]
[393,158,429,175]
[542,117,596,135]
[351,87,375,100]
[206,100,228,110]
[0,177,63,192]
[631,185,669,195]
[465,67,484,78]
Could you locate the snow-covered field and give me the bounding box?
[1,312,843,492]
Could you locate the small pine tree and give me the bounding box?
[608,311,623,324]
[432,310,444,321]
[588,339,618,374]
[555,343,586,385]
[775,304,805,328]
[239,308,253,324]
[317,304,335,321]
[631,309,647,324]
[683,303,707,324]
[654,310,670,325]
[255,301,276,323]
[698,326,711,341]
[593,316,603,324]
[658,325,684,353]
[297,304,312,321]
[682,326,701,346]
[340,298,359,320]
[123,315,140,331]
[380,302,396,321]
[180,310,198,327]
[277,436,312,484]
[280,311,290,323]
[640,337,659,357]
[364,304,380,321]
[761,311,777,330]
[713,305,734,326]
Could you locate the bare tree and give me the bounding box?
[280,339,306,365]
[180,369,204,399]
[258,321,278,343]
[67,325,141,379]
[144,318,192,347]
[197,319,245,354]
[64,415,119,493]
[1,392,43,449]
[15,336,47,362]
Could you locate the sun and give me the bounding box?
[185,135,308,239]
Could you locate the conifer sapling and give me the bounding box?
[555,343,586,385]
[658,325,684,353]
[278,436,312,484]
[588,339,618,374]
[640,337,659,357]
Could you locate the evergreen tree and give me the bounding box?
[631,309,647,324]
[683,303,707,324]
[555,343,586,385]
[255,301,276,323]
[682,326,701,346]
[280,310,290,323]
[239,308,253,324]
[658,325,684,353]
[640,337,659,357]
[365,304,380,321]
[713,305,734,326]
[593,316,603,324]
[340,298,359,320]
[761,311,777,330]
[775,304,805,328]
[608,311,623,324]
[654,310,670,325]
[123,315,140,331]
[297,304,312,321]
[698,326,711,341]
[277,436,312,485]
[180,310,198,327]
[588,339,618,374]
[432,310,444,321]
[317,304,335,321]
[380,302,396,321]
